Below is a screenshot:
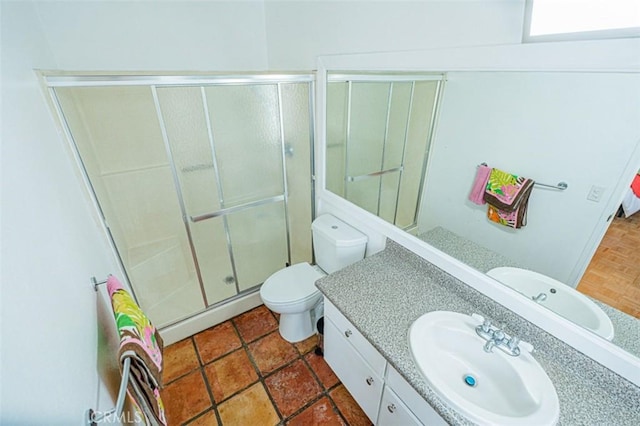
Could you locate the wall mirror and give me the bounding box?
[317,39,640,383]
[325,69,640,359]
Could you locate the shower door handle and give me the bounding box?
[190,195,285,223]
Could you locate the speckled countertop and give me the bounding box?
[419,226,640,358]
[316,240,640,425]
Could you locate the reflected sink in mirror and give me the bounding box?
[409,311,559,426]
[487,267,615,341]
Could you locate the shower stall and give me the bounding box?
[325,73,443,231]
[47,75,315,328]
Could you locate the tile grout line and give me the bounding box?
[232,307,341,425]
[230,315,286,425]
[165,305,361,425]
[298,352,352,425]
[186,336,221,426]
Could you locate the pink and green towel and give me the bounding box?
[483,168,534,229]
[108,276,167,425]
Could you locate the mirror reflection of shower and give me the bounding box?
[322,70,640,358]
[325,73,444,231]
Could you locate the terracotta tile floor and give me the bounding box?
[577,212,640,319]
[161,305,372,425]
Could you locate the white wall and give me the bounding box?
[0,2,120,423]
[265,0,526,69]
[34,0,269,71]
[419,71,640,284]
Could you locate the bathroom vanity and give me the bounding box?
[324,298,447,425]
[316,240,640,425]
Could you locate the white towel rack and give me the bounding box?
[91,275,111,291]
[86,275,131,425]
[85,358,131,425]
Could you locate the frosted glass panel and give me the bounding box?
[347,178,380,215]
[190,217,237,305]
[281,84,313,265]
[56,86,167,174]
[228,203,288,291]
[205,85,284,207]
[396,81,438,228]
[385,83,413,169]
[156,87,221,216]
[101,167,185,250]
[379,171,402,223]
[55,86,204,327]
[326,83,348,196]
[348,83,389,177]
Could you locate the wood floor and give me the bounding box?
[577,211,640,319]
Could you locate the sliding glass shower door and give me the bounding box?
[52,76,313,328]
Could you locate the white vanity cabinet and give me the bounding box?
[378,385,422,425]
[324,300,385,421]
[324,298,447,425]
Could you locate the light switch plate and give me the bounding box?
[587,185,605,202]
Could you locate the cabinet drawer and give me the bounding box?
[325,317,383,423]
[378,386,422,426]
[324,298,386,376]
[386,365,447,426]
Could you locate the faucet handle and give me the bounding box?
[507,336,520,350]
[481,319,492,333]
[519,340,535,354]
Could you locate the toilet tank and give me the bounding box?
[312,214,367,274]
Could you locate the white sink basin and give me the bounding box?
[487,267,614,341]
[409,311,559,426]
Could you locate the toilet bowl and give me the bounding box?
[260,214,367,342]
[260,263,325,342]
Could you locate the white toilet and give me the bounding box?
[260,214,367,342]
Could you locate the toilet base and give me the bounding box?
[278,311,315,343]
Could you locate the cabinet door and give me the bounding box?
[324,318,383,422]
[386,365,447,426]
[378,386,422,426]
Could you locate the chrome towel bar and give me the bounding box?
[90,276,109,291]
[479,163,568,191]
[86,357,131,425]
[86,275,131,425]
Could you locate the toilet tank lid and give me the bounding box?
[312,214,368,247]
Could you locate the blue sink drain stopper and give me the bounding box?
[463,374,477,387]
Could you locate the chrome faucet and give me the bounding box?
[532,292,547,303]
[475,319,522,356]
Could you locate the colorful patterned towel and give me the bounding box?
[483,168,534,229]
[108,276,167,425]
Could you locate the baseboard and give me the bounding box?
[159,291,263,345]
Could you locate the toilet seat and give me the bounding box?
[260,262,324,306]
